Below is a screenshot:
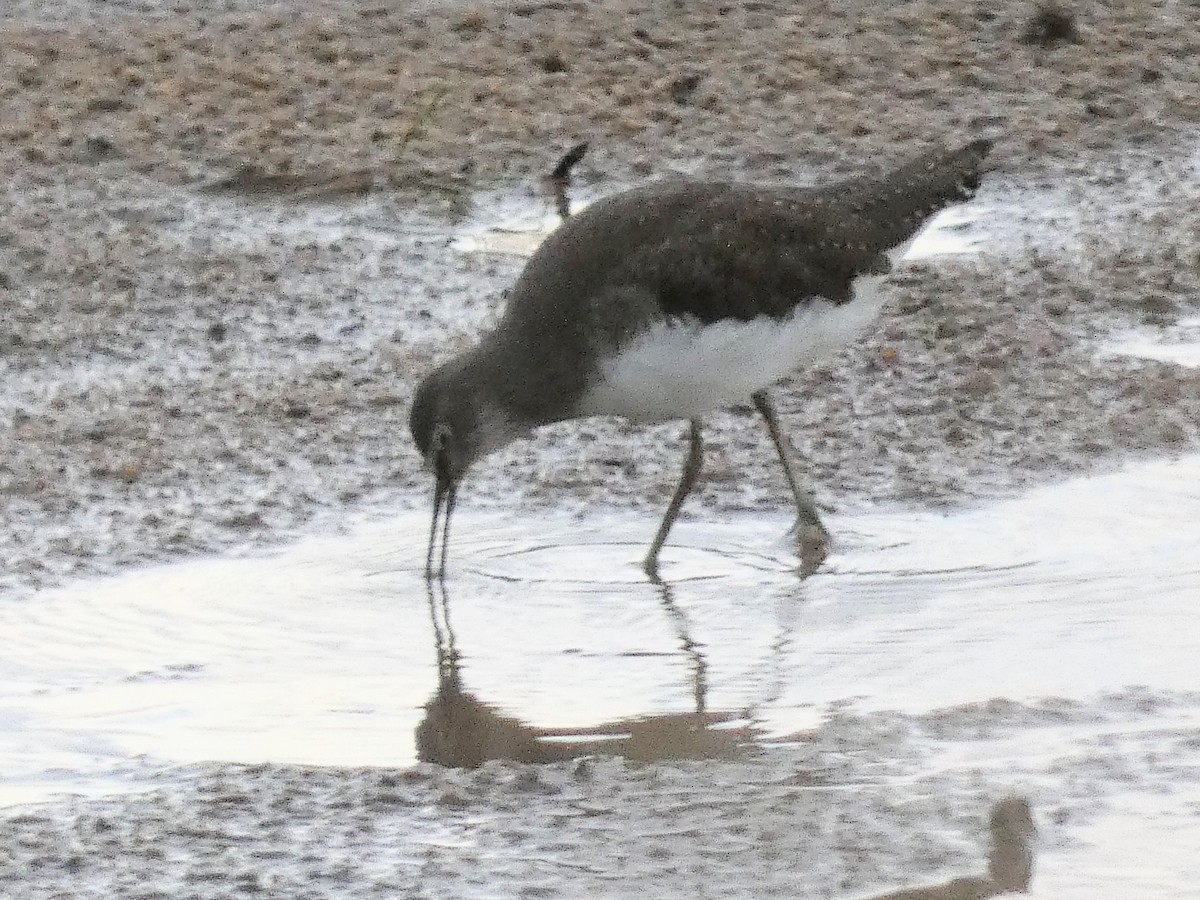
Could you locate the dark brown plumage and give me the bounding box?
[411,139,995,577]
[508,139,993,327]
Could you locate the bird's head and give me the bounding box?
[409,367,475,580]
[409,360,524,577]
[409,366,480,491]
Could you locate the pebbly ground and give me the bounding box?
[2,0,1200,896]
[1,0,1198,597]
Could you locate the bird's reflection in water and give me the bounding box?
[416,578,757,768]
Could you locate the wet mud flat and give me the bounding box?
[2,0,1200,596]
[2,688,1198,898]
[2,0,1200,897]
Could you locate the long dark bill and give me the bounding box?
[425,477,458,580]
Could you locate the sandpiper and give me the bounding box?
[411,139,994,578]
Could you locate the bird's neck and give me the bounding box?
[468,323,586,430]
[449,345,533,460]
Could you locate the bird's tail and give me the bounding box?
[846,138,995,254]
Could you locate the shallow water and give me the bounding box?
[3,449,1200,893]
[6,452,1199,776]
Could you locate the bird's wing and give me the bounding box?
[617,187,888,324]
[618,139,993,325]
[505,139,993,331]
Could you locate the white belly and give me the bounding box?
[577,275,888,422]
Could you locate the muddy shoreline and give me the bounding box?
[3,1,1200,896]
[5,687,1197,898]
[3,0,1200,598]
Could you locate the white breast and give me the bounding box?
[577,274,888,423]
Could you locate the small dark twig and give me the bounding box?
[550,141,588,180]
[549,141,588,221]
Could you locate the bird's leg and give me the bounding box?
[644,419,704,578]
[752,390,830,575]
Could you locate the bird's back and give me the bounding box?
[479,140,992,424]
[503,139,992,334]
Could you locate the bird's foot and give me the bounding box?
[793,520,830,577]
